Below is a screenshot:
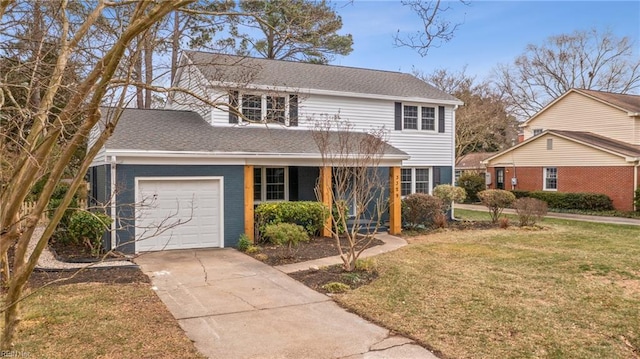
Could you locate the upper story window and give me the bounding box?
[230,91,298,126]
[403,106,418,130]
[403,104,436,131]
[533,128,544,136]
[242,95,262,122]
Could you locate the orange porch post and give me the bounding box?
[320,166,332,237]
[244,165,255,242]
[389,166,402,235]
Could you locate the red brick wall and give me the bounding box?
[486,166,635,211]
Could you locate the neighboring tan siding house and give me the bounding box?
[484,89,640,211]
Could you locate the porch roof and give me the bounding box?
[102,108,409,161]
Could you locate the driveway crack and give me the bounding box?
[194,251,208,284]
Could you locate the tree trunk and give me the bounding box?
[1,280,26,349]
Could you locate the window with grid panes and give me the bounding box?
[266,96,286,124]
[401,168,412,196]
[421,107,435,131]
[242,94,262,122]
[415,168,430,193]
[265,168,285,200]
[403,105,418,129]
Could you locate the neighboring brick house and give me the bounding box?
[454,152,496,183]
[483,89,640,211]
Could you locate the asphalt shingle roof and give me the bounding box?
[104,108,408,158]
[184,51,461,103]
[550,130,640,158]
[576,89,640,114]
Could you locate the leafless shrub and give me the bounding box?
[514,197,548,226]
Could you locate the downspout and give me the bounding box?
[110,155,117,250]
[451,105,458,219]
[635,161,639,211]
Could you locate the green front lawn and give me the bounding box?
[336,210,640,358]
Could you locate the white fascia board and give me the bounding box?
[106,149,409,164]
[206,81,464,106]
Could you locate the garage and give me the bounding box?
[135,177,224,252]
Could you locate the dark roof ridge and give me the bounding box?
[183,50,410,77]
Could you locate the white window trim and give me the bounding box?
[543,167,557,191]
[254,166,289,203]
[401,167,433,197]
[239,93,290,126]
[402,103,437,132]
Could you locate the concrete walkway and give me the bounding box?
[455,203,640,226]
[136,249,437,359]
[275,232,407,274]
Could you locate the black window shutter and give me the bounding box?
[229,91,239,124]
[433,167,441,188]
[394,102,402,130]
[289,94,298,127]
[438,106,445,133]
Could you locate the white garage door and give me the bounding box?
[135,177,223,252]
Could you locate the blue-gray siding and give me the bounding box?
[115,165,245,253]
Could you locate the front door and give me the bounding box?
[495,167,505,190]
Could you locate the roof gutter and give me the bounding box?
[206,81,464,106]
[105,149,411,161]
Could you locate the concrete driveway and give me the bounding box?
[136,249,438,359]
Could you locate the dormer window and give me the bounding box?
[533,128,543,136]
[229,91,298,126]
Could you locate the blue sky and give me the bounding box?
[332,1,640,80]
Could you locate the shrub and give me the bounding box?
[245,246,261,254]
[513,191,613,211]
[68,211,112,257]
[401,193,443,229]
[478,189,516,223]
[433,184,467,211]
[511,190,530,199]
[514,197,548,226]
[354,258,377,273]
[635,188,640,212]
[498,217,510,229]
[237,234,251,252]
[433,212,448,228]
[255,201,329,239]
[458,173,485,203]
[321,282,350,293]
[47,182,80,232]
[263,222,310,255]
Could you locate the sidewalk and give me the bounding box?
[455,203,640,226]
[275,232,407,273]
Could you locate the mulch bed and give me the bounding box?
[248,235,385,266]
[289,264,378,294]
[28,267,149,289]
[50,239,127,262]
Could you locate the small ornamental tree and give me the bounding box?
[477,189,516,223]
[313,117,389,272]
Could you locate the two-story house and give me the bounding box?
[483,88,640,211]
[88,52,462,253]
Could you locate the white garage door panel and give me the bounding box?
[136,178,222,252]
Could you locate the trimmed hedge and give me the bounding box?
[401,193,443,229]
[510,190,613,211]
[255,201,329,238]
